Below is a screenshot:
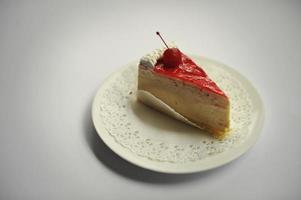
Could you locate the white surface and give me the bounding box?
[92,57,264,173]
[0,0,300,199]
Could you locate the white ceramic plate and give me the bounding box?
[92,55,264,174]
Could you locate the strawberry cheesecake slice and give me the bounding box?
[137,33,230,138]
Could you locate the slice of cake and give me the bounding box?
[137,33,230,138]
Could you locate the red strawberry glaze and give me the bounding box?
[153,53,227,97]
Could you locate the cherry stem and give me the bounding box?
[156,32,169,49]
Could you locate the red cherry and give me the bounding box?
[155,32,182,68]
[163,48,182,68]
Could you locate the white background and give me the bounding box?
[0,0,300,199]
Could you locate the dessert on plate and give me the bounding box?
[137,32,230,138]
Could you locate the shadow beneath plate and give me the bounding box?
[84,96,242,184]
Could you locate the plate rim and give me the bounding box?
[91,55,265,174]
